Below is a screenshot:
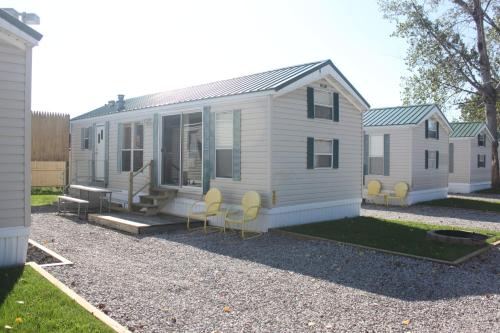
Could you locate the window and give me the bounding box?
[314,139,333,168]
[428,151,437,169]
[121,123,143,172]
[82,128,89,150]
[478,134,486,146]
[369,135,384,175]
[314,90,333,120]
[215,111,233,178]
[478,154,486,168]
[427,120,438,139]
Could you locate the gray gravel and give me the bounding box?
[362,203,500,232]
[31,209,500,333]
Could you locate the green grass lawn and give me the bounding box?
[477,187,500,195]
[0,266,114,332]
[282,217,500,262]
[31,187,62,206]
[422,197,500,212]
[31,194,59,207]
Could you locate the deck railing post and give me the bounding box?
[128,171,133,212]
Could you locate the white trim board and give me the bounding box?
[0,226,30,267]
[449,182,491,194]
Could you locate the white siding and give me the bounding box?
[0,38,27,229]
[449,138,470,184]
[364,126,411,192]
[271,79,362,207]
[209,97,270,206]
[411,119,449,190]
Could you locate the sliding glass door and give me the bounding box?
[161,112,203,188]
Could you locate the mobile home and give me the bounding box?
[363,104,451,205]
[448,122,494,193]
[0,9,42,267]
[70,60,370,231]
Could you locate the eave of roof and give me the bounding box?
[0,9,42,42]
[72,59,369,121]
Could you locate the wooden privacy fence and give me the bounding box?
[32,111,70,161]
[31,111,70,187]
[31,161,67,187]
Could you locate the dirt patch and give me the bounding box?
[26,243,62,265]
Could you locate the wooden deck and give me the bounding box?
[88,212,200,235]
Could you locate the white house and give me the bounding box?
[70,60,370,231]
[0,9,42,267]
[363,104,452,205]
[448,122,494,193]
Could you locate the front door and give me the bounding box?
[161,113,203,188]
[95,124,106,181]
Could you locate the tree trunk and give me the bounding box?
[472,0,500,187]
[486,101,500,188]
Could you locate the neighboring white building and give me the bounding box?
[448,122,494,193]
[0,9,42,267]
[363,104,452,205]
[70,60,370,231]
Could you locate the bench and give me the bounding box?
[57,195,89,219]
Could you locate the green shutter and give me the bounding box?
[477,154,480,168]
[153,113,159,187]
[209,111,216,179]
[449,143,454,173]
[425,150,429,169]
[363,134,369,177]
[307,87,314,119]
[307,137,314,169]
[104,121,110,186]
[333,92,339,122]
[233,109,241,181]
[117,123,123,172]
[202,106,211,193]
[435,150,439,169]
[425,120,429,138]
[436,123,439,139]
[332,139,339,169]
[383,134,390,176]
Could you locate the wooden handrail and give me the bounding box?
[128,160,154,211]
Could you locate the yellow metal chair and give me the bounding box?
[385,182,409,206]
[366,180,385,204]
[187,188,223,233]
[224,191,262,239]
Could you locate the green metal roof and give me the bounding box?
[363,104,437,127]
[450,122,485,138]
[0,9,43,41]
[72,59,370,121]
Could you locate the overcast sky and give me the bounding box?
[4,0,459,119]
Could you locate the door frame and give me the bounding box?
[158,109,204,191]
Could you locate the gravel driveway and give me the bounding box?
[362,203,500,231]
[31,208,500,333]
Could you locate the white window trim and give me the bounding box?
[313,88,334,120]
[368,135,384,175]
[214,110,234,179]
[428,150,437,169]
[427,120,438,139]
[478,154,486,168]
[121,122,144,172]
[314,138,333,169]
[83,127,90,150]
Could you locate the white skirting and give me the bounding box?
[406,187,448,205]
[449,182,491,194]
[161,197,362,232]
[0,226,30,267]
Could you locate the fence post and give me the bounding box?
[128,171,133,212]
